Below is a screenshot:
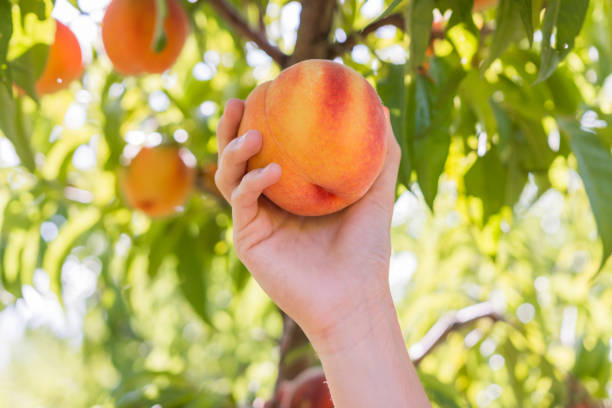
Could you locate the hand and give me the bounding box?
[215,98,431,407]
[214,98,400,340]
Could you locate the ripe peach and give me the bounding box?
[238,59,387,216]
[121,146,195,217]
[473,0,498,12]
[35,20,83,95]
[102,0,188,75]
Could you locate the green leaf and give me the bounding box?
[407,0,434,71]
[19,0,47,23]
[482,0,525,71]
[0,85,36,171]
[537,0,590,82]
[153,0,169,53]
[572,338,610,384]
[2,229,27,294]
[465,147,507,222]
[408,55,465,209]
[459,70,497,139]
[559,118,612,270]
[51,0,82,12]
[176,229,212,326]
[176,217,220,326]
[419,373,471,408]
[439,0,477,34]
[9,43,50,100]
[145,219,183,278]
[377,63,411,186]
[42,207,101,295]
[517,0,534,46]
[492,99,555,173]
[0,0,12,84]
[376,0,403,20]
[101,72,125,169]
[546,66,582,115]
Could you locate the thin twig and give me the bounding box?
[205,0,288,66]
[410,301,504,365]
[329,12,404,58]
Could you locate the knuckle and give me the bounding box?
[213,168,223,188]
[224,139,241,157]
[230,187,243,205]
[232,230,248,259]
[231,172,260,205]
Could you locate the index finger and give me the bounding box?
[217,99,245,155]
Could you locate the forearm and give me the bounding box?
[305,286,431,408]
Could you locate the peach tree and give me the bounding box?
[0,0,611,406]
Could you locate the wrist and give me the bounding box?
[303,286,431,407]
[304,284,400,357]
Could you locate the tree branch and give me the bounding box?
[206,0,288,66]
[267,313,316,408]
[289,0,337,65]
[329,12,404,58]
[410,301,504,366]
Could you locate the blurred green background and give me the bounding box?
[0,0,611,406]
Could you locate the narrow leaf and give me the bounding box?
[42,207,101,295]
[440,0,477,34]
[559,118,612,270]
[407,0,434,71]
[517,0,534,45]
[537,0,589,82]
[0,85,36,171]
[0,0,13,84]
[408,55,465,209]
[482,0,525,71]
[465,147,507,222]
[377,63,411,186]
[9,43,50,101]
[176,231,212,326]
[377,0,403,20]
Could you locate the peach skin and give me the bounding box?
[238,59,387,216]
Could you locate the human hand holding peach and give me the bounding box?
[216,93,431,407]
[215,96,399,340]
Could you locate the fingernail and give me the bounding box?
[236,132,249,146]
[267,163,281,174]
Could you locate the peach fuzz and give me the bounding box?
[238,59,387,216]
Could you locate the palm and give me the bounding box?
[238,177,395,329]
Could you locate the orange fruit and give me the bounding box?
[102,0,189,75]
[121,146,195,217]
[35,20,83,95]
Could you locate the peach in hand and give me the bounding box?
[238,59,387,216]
